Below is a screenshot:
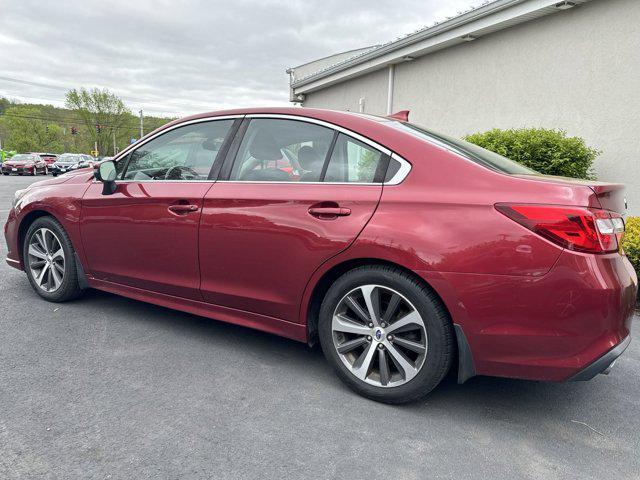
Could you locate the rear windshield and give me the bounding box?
[387,121,536,175]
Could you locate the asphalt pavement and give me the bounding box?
[1,174,638,479]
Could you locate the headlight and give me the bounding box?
[12,189,28,208]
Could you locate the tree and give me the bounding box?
[65,88,131,156]
[0,106,64,153]
[464,128,599,179]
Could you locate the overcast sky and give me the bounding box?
[1,0,481,117]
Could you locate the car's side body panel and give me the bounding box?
[88,276,307,341]
[80,181,212,301]
[199,182,383,323]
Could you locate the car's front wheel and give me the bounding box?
[23,216,83,302]
[318,266,454,404]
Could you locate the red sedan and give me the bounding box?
[4,108,636,403]
[2,153,48,176]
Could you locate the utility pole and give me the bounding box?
[139,109,144,139]
[113,130,117,156]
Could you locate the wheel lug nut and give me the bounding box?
[366,335,372,341]
[387,334,393,341]
[368,322,374,328]
[380,322,387,328]
[378,343,385,349]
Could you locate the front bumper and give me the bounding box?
[569,335,631,381]
[2,165,33,175]
[50,166,75,175]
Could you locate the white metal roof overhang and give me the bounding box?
[291,0,593,96]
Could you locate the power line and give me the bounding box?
[0,76,69,92]
[1,112,160,133]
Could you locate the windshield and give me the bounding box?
[58,154,81,163]
[387,121,536,175]
[10,154,35,162]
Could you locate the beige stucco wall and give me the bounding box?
[302,0,640,214]
[303,67,389,115]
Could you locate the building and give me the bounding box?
[287,0,640,214]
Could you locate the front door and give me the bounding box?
[199,118,388,322]
[81,118,238,300]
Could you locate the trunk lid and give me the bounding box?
[513,174,627,215]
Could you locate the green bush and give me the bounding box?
[464,128,599,179]
[622,217,640,278]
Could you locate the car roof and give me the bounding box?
[174,107,386,125]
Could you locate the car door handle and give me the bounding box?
[168,204,199,214]
[308,206,351,217]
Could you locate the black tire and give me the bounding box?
[318,265,454,404]
[23,216,83,302]
[52,172,58,177]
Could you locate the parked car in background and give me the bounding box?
[30,153,59,171]
[49,154,93,176]
[1,153,47,175]
[3,107,636,404]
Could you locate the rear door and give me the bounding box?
[80,117,239,300]
[199,116,388,322]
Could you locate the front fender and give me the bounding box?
[9,179,92,270]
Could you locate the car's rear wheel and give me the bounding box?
[23,216,83,302]
[318,266,454,404]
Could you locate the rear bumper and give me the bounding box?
[569,335,631,381]
[422,250,637,382]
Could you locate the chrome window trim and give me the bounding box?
[385,154,412,185]
[215,181,381,186]
[91,179,215,184]
[102,112,413,186]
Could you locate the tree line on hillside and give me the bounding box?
[0,89,175,157]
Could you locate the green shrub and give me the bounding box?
[464,128,599,179]
[622,217,640,279]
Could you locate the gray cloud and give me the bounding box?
[1,0,480,116]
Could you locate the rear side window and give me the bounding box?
[324,134,384,183]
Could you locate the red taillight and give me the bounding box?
[495,204,625,254]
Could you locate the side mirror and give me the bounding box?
[94,160,118,195]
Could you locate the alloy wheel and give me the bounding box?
[331,284,428,388]
[27,228,65,292]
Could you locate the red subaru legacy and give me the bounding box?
[4,108,636,403]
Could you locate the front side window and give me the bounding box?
[229,119,334,182]
[324,134,383,183]
[120,120,234,181]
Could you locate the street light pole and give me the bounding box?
[139,109,144,140]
